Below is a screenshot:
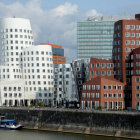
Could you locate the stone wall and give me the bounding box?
[0,108,140,138]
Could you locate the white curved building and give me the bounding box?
[0,17,54,107]
[0,18,34,67]
[22,45,54,106]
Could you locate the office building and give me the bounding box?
[77,15,134,59]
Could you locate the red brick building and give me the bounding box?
[89,58,114,80]
[112,14,140,108]
[81,76,125,110]
[131,47,140,109]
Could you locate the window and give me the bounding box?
[104,93,107,98]
[96,85,100,90]
[131,25,135,30]
[113,86,117,90]
[125,25,130,30]
[109,93,112,98]
[131,40,135,45]
[96,63,100,68]
[131,33,135,37]
[96,93,99,98]
[90,71,94,75]
[108,85,112,90]
[101,71,106,75]
[92,85,95,90]
[104,86,107,90]
[118,85,122,90]
[91,63,94,68]
[91,93,95,98]
[125,32,129,37]
[125,40,130,45]
[102,63,106,68]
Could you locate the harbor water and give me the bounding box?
[0,129,131,140]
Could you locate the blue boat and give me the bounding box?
[0,120,24,130]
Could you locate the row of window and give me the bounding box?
[24,75,53,79]
[83,85,100,90]
[90,70,113,76]
[23,51,52,55]
[25,81,53,85]
[104,93,122,98]
[125,32,140,38]
[125,40,140,45]
[2,40,34,45]
[24,87,53,92]
[3,87,21,91]
[23,63,53,67]
[91,63,114,68]
[82,93,99,98]
[22,57,52,61]
[104,85,122,90]
[24,69,53,73]
[4,93,22,98]
[125,25,140,30]
[38,93,52,98]
[2,34,33,39]
[1,29,32,33]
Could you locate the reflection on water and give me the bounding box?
[0,129,130,140]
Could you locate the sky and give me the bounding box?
[0,0,140,62]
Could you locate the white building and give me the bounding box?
[0,18,54,106]
[22,45,54,106]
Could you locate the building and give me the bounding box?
[113,14,140,108]
[77,15,134,59]
[71,58,90,103]
[89,57,114,80]
[40,43,66,64]
[81,76,125,110]
[0,18,54,106]
[22,45,54,106]
[53,64,78,107]
[0,17,34,106]
[131,47,140,110]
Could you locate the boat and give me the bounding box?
[0,117,24,130]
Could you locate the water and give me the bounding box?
[0,129,130,140]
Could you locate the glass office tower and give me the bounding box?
[77,16,134,59]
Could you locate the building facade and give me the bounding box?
[77,16,134,59]
[71,58,90,103]
[81,76,125,110]
[113,14,140,108]
[53,64,78,107]
[0,18,55,106]
[40,43,66,64]
[89,57,114,80]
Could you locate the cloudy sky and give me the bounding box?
[0,0,140,62]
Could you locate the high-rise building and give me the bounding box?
[40,43,66,64]
[113,14,140,107]
[77,16,134,59]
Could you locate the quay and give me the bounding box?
[0,107,140,139]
